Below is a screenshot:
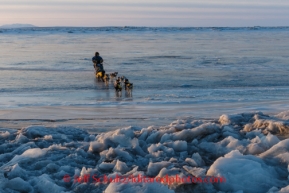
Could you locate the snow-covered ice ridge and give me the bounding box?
[1,111,289,193]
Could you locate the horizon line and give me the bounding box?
[1,25,289,28]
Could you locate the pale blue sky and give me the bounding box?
[1,0,289,27]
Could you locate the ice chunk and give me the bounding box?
[267,186,279,193]
[147,144,160,153]
[243,123,254,132]
[247,133,280,155]
[246,143,265,155]
[183,166,206,177]
[155,168,188,188]
[99,162,115,171]
[33,174,65,193]
[207,150,284,193]
[192,139,198,145]
[169,157,178,162]
[109,133,133,147]
[172,140,187,152]
[220,113,255,126]
[90,127,140,153]
[279,185,289,193]
[46,163,60,173]
[199,136,247,157]
[157,167,181,177]
[104,147,134,162]
[147,161,171,176]
[21,125,88,142]
[80,167,94,176]
[251,115,289,135]
[6,177,33,192]
[260,133,280,149]
[89,141,105,153]
[1,147,47,170]
[0,131,10,139]
[222,126,240,139]
[219,114,243,125]
[246,129,263,139]
[160,133,172,143]
[172,123,219,142]
[138,130,149,141]
[22,147,47,158]
[146,130,168,144]
[7,164,27,180]
[113,160,129,174]
[191,152,205,166]
[131,138,147,157]
[147,143,174,157]
[260,139,289,164]
[104,182,174,193]
[219,136,247,153]
[276,110,289,120]
[185,158,198,167]
[44,135,53,140]
[269,185,289,193]
[15,133,29,143]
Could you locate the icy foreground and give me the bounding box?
[1,112,289,193]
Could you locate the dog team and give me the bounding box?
[92,52,133,92]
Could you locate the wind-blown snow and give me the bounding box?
[1,111,289,192]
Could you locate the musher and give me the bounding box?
[92,52,105,77]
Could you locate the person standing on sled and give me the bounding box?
[92,52,105,78]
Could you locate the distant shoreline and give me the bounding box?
[0,24,37,28]
[1,24,289,29]
[1,26,289,32]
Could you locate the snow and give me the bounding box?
[1,111,289,192]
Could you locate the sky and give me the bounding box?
[1,0,289,27]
